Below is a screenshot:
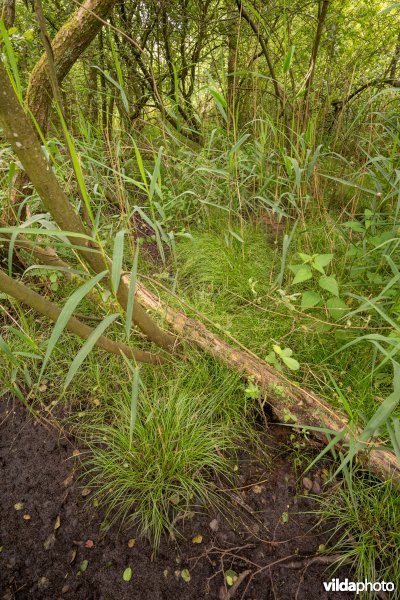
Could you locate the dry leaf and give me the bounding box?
[127,538,136,548]
[81,488,91,497]
[23,514,31,520]
[54,515,61,530]
[14,502,24,511]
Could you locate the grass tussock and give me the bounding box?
[73,358,257,549]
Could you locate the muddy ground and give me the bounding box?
[0,396,352,600]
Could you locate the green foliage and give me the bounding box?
[72,359,256,549]
[314,473,400,596]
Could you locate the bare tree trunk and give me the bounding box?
[388,29,400,80]
[10,0,117,218]
[235,0,284,112]
[1,0,15,29]
[302,0,329,122]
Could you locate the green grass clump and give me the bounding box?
[74,357,257,549]
[315,474,400,596]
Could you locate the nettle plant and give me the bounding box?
[289,252,348,320]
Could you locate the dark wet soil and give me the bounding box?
[0,397,352,600]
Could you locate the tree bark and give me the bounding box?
[27,0,117,133]
[235,0,283,111]
[9,0,117,218]
[135,281,400,485]
[0,269,163,364]
[1,0,15,29]
[302,0,329,121]
[0,58,176,352]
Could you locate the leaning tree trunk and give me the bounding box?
[135,281,400,485]
[0,57,176,353]
[10,0,117,219]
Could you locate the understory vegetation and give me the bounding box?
[1,0,400,596]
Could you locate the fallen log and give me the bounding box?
[136,281,400,485]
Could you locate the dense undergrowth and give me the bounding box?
[1,88,400,594]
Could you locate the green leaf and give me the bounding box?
[283,45,295,73]
[125,244,140,339]
[40,271,107,379]
[225,569,238,586]
[129,367,140,448]
[123,566,132,582]
[282,356,300,370]
[64,313,119,389]
[80,560,89,573]
[301,290,322,309]
[314,253,333,267]
[280,347,293,358]
[111,230,125,294]
[181,568,191,583]
[326,297,348,321]
[298,252,312,263]
[313,253,333,273]
[265,352,281,371]
[273,344,282,356]
[0,20,22,99]
[319,275,339,297]
[342,220,365,233]
[292,265,313,285]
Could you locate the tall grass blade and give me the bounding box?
[64,313,119,389]
[39,271,107,379]
[125,244,139,339]
[111,230,125,294]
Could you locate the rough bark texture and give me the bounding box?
[1,0,15,29]
[303,0,329,118]
[135,282,400,485]
[0,58,176,352]
[0,270,163,364]
[27,0,116,133]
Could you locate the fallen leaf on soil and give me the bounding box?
[81,488,91,497]
[302,477,313,490]
[252,484,263,494]
[37,576,50,590]
[63,472,74,487]
[54,515,61,529]
[123,566,132,582]
[23,514,31,520]
[209,518,219,532]
[79,559,88,573]
[281,511,289,523]
[72,449,80,457]
[85,539,94,548]
[69,549,77,564]
[127,538,136,548]
[14,502,24,511]
[181,568,191,583]
[61,585,69,594]
[163,569,169,578]
[225,569,238,586]
[43,534,56,550]
[192,535,203,544]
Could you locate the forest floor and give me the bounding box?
[0,396,352,600]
